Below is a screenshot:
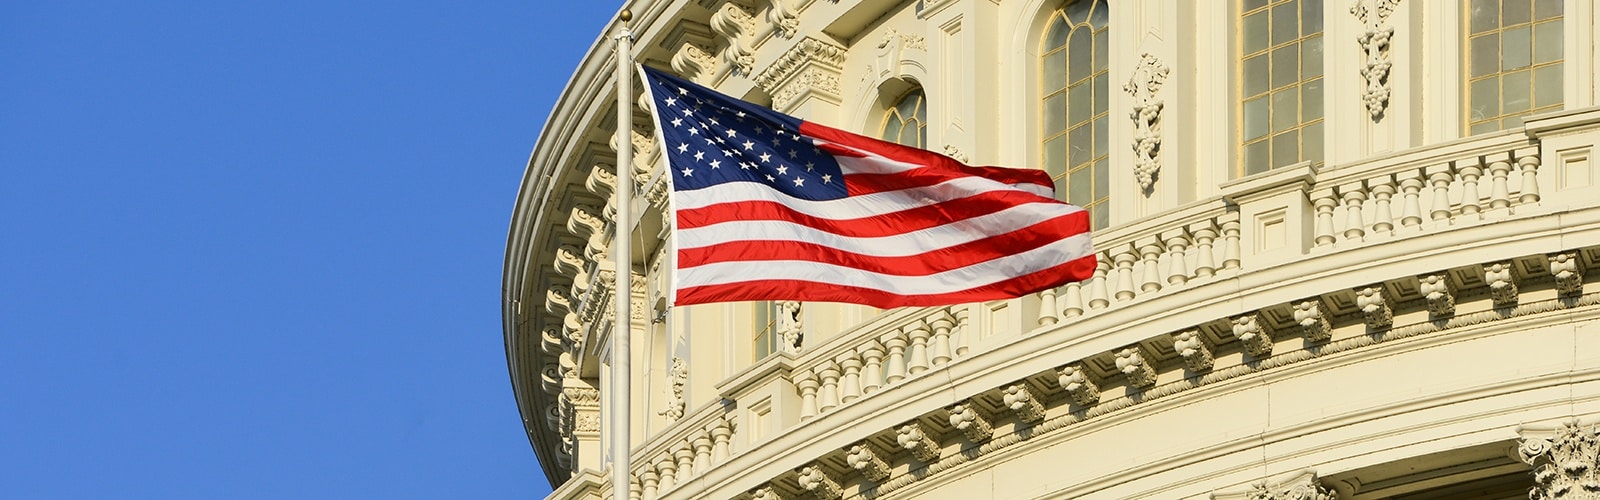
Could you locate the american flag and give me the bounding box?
[641,66,1095,308]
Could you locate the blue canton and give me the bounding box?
[642,66,847,202]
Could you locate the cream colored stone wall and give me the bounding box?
[505,0,1600,497]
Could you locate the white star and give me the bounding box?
[682,108,694,116]
[688,127,699,135]
[725,129,738,138]
[775,165,788,175]
[740,162,754,170]
[793,177,805,187]
[704,138,716,145]
[671,118,683,127]
[708,117,719,126]
[821,174,833,184]
[677,87,688,95]
[805,162,815,171]
[722,149,734,157]
[770,137,781,146]
[709,159,721,169]
[693,151,705,161]
[677,143,689,153]
[736,111,746,118]
[742,141,754,150]
[765,174,776,182]
[759,152,771,163]
[681,167,693,177]
[665,97,677,106]
[788,149,797,158]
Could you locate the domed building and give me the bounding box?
[504,0,1600,498]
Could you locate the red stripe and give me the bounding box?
[677,190,1076,236]
[800,121,1054,190]
[676,254,1099,308]
[679,211,1089,274]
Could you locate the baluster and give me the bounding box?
[1221,214,1242,270]
[1311,188,1339,248]
[1370,176,1396,235]
[930,312,954,367]
[641,469,659,499]
[952,306,970,358]
[858,340,885,394]
[1456,157,1484,219]
[1426,164,1455,223]
[1114,246,1138,301]
[1190,221,1218,278]
[1163,229,1190,286]
[631,478,642,500]
[1397,170,1424,229]
[1061,282,1084,318]
[1088,254,1112,309]
[710,419,732,462]
[1486,152,1513,214]
[795,371,819,420]
[837,353,862,404]
[882,329,909,383]
[1137,238,1163,293]
[816,361,841,412]
[1516,147,1541,204]
[692,434,713,476]
[1340,182,1368,241]
[656,457,677,490]
[1036,287,1059,326]
[673,444,693,483]
[906,321,932,375]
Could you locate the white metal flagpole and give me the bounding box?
[611,8,634,500]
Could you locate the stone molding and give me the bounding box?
[755,36,846,112]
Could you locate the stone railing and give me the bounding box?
[630,401,737,499]
[786,306,968,421]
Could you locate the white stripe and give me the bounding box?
[678,232,1094,295]
[822,143,1055,198]
[678,201,1081,255]
[676,173,1066,220]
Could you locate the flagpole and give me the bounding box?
[611,8,634,500]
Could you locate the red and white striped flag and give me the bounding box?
[642,66,1096,308]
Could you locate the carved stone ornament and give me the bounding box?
[765,0,799,39]
[776,300,804,353]
[1549,251,1584,296]
[942,145,970,163]
[672,42,720,84]
[747,485,790,500]
[946,400,994,442]
[1115,346,1158,387]
[1002,383,1046,423]
[896,422,941,462]
[659,357,688,420]
[845,442,890,481]
[1056,363,1101,406]
[1519,420,1600,500]
[1124,53,1170,191]
[711,2,758,76]
[1351,0,1400,121]
[1418,273,1455,316]
[1232,313,1274,357]
[1211,469,1335,500]
[1293,299,1333,342]
[796,464,843,499]
[1484,261,1519,306]
[1355,285,1393,329]
[755,36,846,112]
[1172,330,1215,372]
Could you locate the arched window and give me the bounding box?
[1239,0,1323,176]
[1041,0,1109,230]
[1466,0,1562,135]
[879,88,928,148]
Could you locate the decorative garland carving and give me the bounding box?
[776,300,804,353]
[1124,53,1169,191]
[755,37,846,112]
[659,357,688,420]
[1352,0,1400,121]
[1519,420,1600,500]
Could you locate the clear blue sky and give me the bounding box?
[2,1,619,497]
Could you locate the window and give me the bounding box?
[1466,0,1562,135]
[1240,0,1323,176]
[753,301,777,361]
[879,88,927,148]
[1040,0,1109,229]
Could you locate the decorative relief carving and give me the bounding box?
[755,37,846,111]
[567,205,610,259]
[711,2,758,76]
[845,442,890,481]
[747,484,790,500]
[942,145,969,163]
[946,401,993,442]
[1115,346,1158,387]
[1056,363,1101,406]
[776,300,804,353]
[1213,470,1334,500]
[1171,330,1215,372]
[574,413,601,433]
[1351,0,1400,120]
[672,42,720,84]
[1550,251,1584,296]
[1002,383,1046,424]
[1418,273,1455,316]
[1232,313,1274,357]
[795,464,842,499]
[765,0,798,39]
[1355,285,1393,329]
[1519,420,1600,500]
[1293,299,1333,342]
[1124,53,1170,191]
[659,357,688,420]
[896,422,941,462]
[1484,261,1519,306]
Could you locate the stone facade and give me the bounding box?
[506,1,1600,498]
